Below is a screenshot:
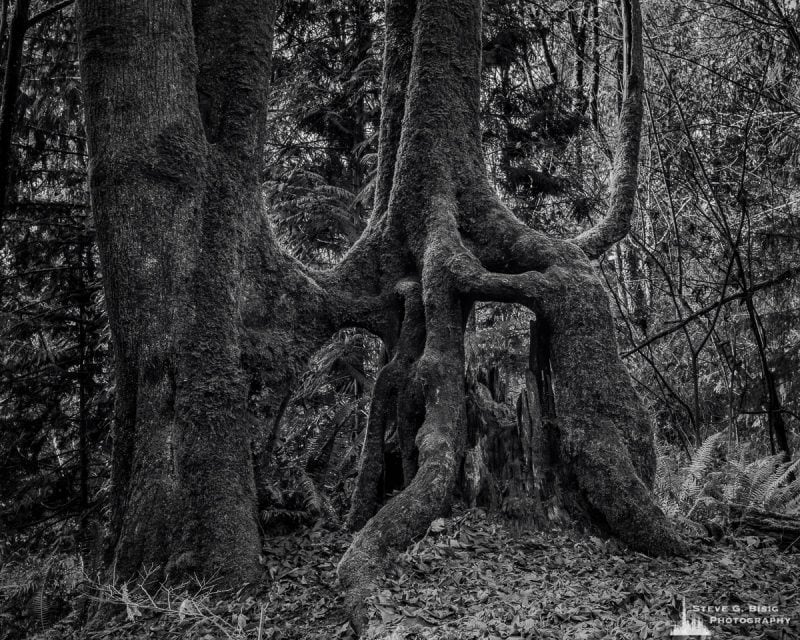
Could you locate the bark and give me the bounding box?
[348,280,425,530]
[347,358,398,530]
[572,0,644,258]
[463,368,546,525]
[77,0,209,577]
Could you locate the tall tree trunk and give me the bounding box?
[76,0,287,583]
[77,0,392,585]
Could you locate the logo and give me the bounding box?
[667,596,792,637]
[671,597,713,637]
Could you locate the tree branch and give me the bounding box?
[622,267,800,357]
[571,0,644,259]
[27,0,73,27]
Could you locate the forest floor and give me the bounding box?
[27,509,800,640]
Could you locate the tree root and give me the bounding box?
[337,438,459,632]
[347,360,399,531]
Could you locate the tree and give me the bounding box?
[75,0,684,620]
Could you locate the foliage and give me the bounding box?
[0,1,109,545]
[657,432,800,530]
[606,0,800,454]
[0,551,85,640]
[266,0,381,264]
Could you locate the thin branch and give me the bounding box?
[622,267,800,357]
[26,0,74,28]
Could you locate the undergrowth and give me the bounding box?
[656,432,800,526]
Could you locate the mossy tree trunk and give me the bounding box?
[76,0,684,615]
[338,0,686,627]
[76,0,387,584]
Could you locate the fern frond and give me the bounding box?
[297,470,338,523]
[784,490,800,515]
[764,464,800,512]
[313,184,355,201]
[763,457,800,507]
[32,587,56,630]
[260,508,310,527]
[680,430,727,503]
[744,454,785,507]
[723,457,749,503]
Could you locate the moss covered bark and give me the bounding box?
[76,0,387,584]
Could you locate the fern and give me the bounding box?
[669,430,800,523]
[260,508,311,528]
[784,490,800,515]
[762,457,800,508]
[767,475,800,512]
[742,454,786,507]
[298,470,338,523]
[680,430,727,504]
[31,585,56,630]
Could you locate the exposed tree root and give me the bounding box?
[348,281,426,531]
[347,360,399,531]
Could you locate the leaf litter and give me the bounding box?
[43,508,799,640]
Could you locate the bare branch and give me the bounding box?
[27,0,73,27]
[622,267,800,357]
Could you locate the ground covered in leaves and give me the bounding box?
[17,509,800,640]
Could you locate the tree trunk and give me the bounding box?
[75,0,359,584]
[77,0,393,586]
[0,0,29,214]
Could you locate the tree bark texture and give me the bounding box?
[76,0,685,616]
[77,0,395,585]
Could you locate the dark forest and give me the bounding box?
[1,0,799,638]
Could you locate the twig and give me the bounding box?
[26,0,73,28]
[622,267,800,357]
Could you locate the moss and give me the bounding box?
[147,123,207,188]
